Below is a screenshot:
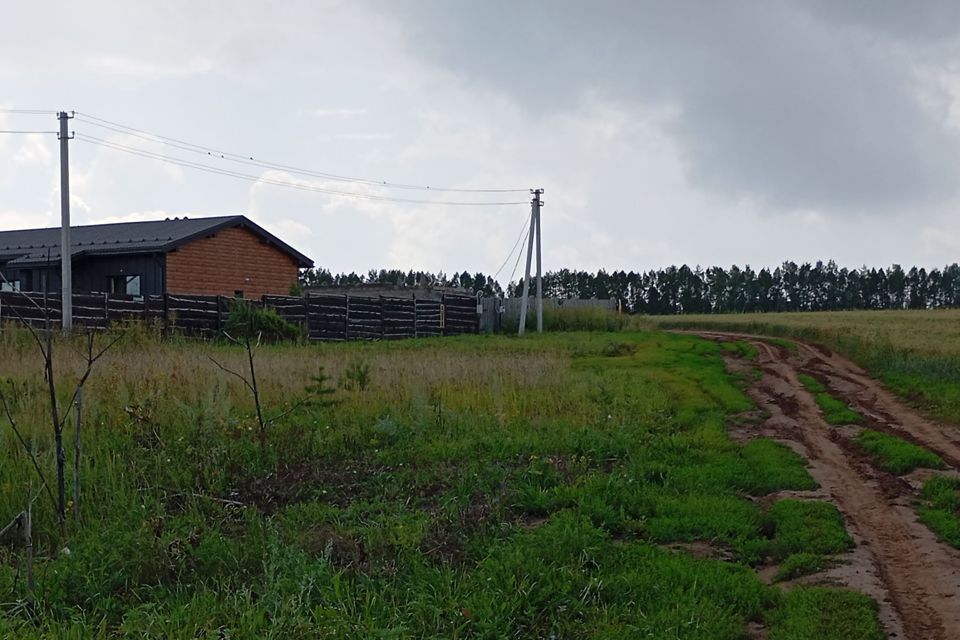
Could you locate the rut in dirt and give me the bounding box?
[691,331,960,640]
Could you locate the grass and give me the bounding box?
[504,305,643,333]
[766,500,853,582]
[767,587,885,640]
[855,429,945,475]
[917,475,960,548]
[653,309,960,423]
[0,326,881,637]
[775,553,829,582]
[797,374,863,425]
[721,340,760,360]
[767,500,853,558]
[761,336,799,354]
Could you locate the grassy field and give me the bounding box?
[654,309,960,423]
[0,326,883,638]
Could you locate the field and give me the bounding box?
[0,317,957,638]
[654,309,960,422]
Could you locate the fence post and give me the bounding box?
[344,295,350,341]
[216,295,223,332]
[379,295,385,340]
[304,291,311,339]
[412,295,417,339]
[162,292,169,337]
[103,292,109,328]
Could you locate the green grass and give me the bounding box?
[775,553,829,582]
[505,305,643,332]
[797,374,863,425]
[917,475,960,548]
[765,500,853,582]
[767,500,853,559]
[761,337,799,354]
[766,587,885,640]
[721,340,760,360]
[0,328,882,637]
[855,429,945,475]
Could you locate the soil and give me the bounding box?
[685,330,960,640]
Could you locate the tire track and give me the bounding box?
[688,330,960,640]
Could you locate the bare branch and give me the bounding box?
[0,512,23,542]
[0,391,57,511]
[221,331,242,346]
[58,331,123,427]
[264,396,311,425]
[0,291,48,361]
[206,355,257,396]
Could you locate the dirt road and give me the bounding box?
[691,331,960,640]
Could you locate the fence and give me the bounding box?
[0,291,479,341]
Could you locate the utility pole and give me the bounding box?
[534,189,543,333]
[58,111,74,332]
[518,188,543,335]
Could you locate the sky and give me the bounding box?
[3,0,960,282]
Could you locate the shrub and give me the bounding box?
[223,299,303,343]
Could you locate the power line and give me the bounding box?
[0,109,58,115]
[507,221,531,287]
[74,133,528,206]
[0,130,58,134]
[492,213,532,281]
[74,111,529,194]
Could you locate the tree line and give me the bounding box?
[300,261,960,314]
[299,268,503,297]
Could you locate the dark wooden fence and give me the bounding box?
[0,291,479,341]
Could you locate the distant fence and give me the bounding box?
[479,297,617,332]
[0,291,479,341]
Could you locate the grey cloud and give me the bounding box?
[379,0,960,214]
[797,0,960,42]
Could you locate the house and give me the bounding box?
[0,215,313,298]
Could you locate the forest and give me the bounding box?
[299,260,960,314]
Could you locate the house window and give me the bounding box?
[108,275,141,296]
[1,279,20,292]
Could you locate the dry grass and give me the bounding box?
[0,326,570,447]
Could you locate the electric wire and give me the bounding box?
[74,111,529,194]
[0,130,58,134]
[492,213,532,281]
[0,109,58,115]
[506,220,531,288]
[75,133,528,206]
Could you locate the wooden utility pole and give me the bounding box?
[58,111,74,332]
[518,189,543,335]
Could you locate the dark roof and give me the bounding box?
[0,215,313,268]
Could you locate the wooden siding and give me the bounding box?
[0,254,165,295]
[166,226,299,297]
[73,254,165,295]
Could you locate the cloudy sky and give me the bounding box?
[3,1,960,281]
